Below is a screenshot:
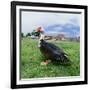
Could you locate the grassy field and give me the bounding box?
[21,37,80,79]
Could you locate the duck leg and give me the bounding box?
[41,60,51,65]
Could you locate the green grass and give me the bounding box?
[21,37,80,79]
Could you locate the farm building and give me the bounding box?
[44,35,53,40]
[44,34,66,41]
[55,34,66,40]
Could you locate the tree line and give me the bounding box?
[21,30,40,37]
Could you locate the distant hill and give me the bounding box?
[45,23,80,38]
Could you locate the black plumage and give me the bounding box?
[39,39,70,63]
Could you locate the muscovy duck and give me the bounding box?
[36,27,70,65]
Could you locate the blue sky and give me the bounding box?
[21,11,81,37]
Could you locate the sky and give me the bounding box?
[21,11,81,37]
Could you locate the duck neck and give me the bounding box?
[38,33,44,47]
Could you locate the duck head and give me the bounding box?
[36,26,45,47]
[36,26,45,40]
